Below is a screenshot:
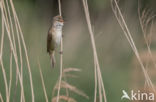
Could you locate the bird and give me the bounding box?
[121,90,130,100]
[47,15,64,68]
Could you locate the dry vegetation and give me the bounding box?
[0,0,107,101]
[0,0,156,102]
[111,0,156,95]
[0,0,34,102]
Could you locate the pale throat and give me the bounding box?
[54,24,63,44]
[53,21,64,31]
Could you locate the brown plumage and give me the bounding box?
[47,15,64,68]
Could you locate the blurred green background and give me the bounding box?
[0,0,156,102]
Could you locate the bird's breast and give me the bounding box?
[54,30,62,45]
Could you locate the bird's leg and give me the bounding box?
[56,49,63,55]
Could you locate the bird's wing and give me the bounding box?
[47,30,52,53]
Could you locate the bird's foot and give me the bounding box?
[59,51,63,54]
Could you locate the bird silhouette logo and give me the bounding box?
[121,90,131,100]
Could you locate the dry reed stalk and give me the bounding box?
[8,51,13,100]
[0,60,9,102]
[0,3,10,102]
[0,93,4,102]
[0,8,4,61]
[9,0,35,101]
[0,0,35,101]
[138,2,156,70]
[56,0,64,102]
[82,0,107,102]
[4,3,14,97]
[5,0,17,53]
[0,1,25,101]
[94,58,97,102]
[63,68,81,73]
[55,81,89,99]
[5,0,24,100]
[52,95,76,102]
[111,0,155,92]
[38,60,49,102]
[52,67,89,102]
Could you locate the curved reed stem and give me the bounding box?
[56,0,63,102]
[82,0,107,102]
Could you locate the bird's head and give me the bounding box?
[53,15,64,30]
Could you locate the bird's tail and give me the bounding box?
[50,51,55,68]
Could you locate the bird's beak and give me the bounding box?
[59,19,64,23]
